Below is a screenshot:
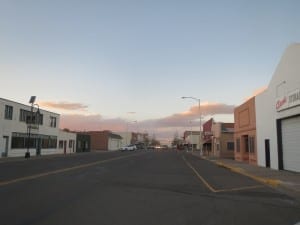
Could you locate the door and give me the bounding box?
[2,136,9,157]
[64,141,67,154]
[281,116,300,172]
[265,139,270,168]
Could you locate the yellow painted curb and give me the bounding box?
[214,161,281,187]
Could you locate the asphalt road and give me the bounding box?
[0,150,299,225]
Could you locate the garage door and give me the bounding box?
[281,116,300,172]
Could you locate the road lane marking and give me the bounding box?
[215,185,264,193]
[182,155,217,192]
[182,155,264,193]
[0,152,144,187]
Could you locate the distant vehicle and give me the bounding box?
[120,144,137,151]
[135,142,145,150]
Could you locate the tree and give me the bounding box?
[171,131,183,146]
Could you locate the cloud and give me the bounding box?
[59,102,234,143]
[244,86,267,101]
[60,114,102,131]
[142,102,234,128]
[39,101,88,111]
[60,114,130,132]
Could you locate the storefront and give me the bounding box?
[256,44,300,172]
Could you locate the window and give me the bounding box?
[11,133,57,149]
[249,136,255,153]
[5,105,13,120]
[236,138,240,152]
[19,109,43,125]
[50,116,57,128]
[227,142,234,151]
[20,109,31,122]
[69,140,73,148]
[59,140,64,148]
[11,136,25,148]
[244,136,249,152]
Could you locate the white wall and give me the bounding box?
[116,132,132,146]
[108,138,122,151]
[185,133,201,149]
[0,98,60,157]
[57,130,76,154]
[256,43,300,169]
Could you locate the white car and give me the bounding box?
[120,144,137,151]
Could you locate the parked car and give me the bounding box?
[120,144,137,151]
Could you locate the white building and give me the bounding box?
[117,131,132,146]
[256,43,300,172]
[57,130,76,155]
[0,97,76,157]
[183,131,202,150]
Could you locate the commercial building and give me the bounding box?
[76,133,91,153]
[0,97,80,157]
[183,131,201,150]
[58,130,76,154]
[211,122,234,159]
[256,43,300,172]
[87,130,122,151]
[0,97,60,157]
[202,118,213,155]
[234,97,257,165]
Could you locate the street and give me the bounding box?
[0,150,299,225]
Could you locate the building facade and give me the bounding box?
[87,130,122,151]
[57,130,76,154]
[256,44,300,172]
[0,98,60,157]
[76,133,91,153]
[202,118,213,155]
[234,97,257,165]
[211,122,234,159]
[183,131,201,150]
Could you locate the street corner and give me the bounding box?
[212,160,282,188]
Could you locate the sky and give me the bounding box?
[1,0,300,143]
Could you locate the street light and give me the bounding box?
[189,120,193,152]
[181,96,202,155]
[25,96,41,158]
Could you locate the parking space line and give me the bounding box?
[0,152,144,187]
[182,155,217,192]
[215,185,264,193]
[182,155,264,193]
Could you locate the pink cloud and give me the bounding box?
[244,86,268,101]
[59,102,234,142]
[143,102,234,128]
[60,114,127,132]
[39,101,88,111]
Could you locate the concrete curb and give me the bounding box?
[214,161,282,187]
[192,154,282,188]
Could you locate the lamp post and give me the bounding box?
[181,96,202,155]
[25,96,40,158]
[189,120,193,152]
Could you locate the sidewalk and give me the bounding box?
[190,151,300,199]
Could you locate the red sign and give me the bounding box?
[276,96,287,111]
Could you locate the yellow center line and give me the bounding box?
[0,152,144,187]
[182,155,264,193]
